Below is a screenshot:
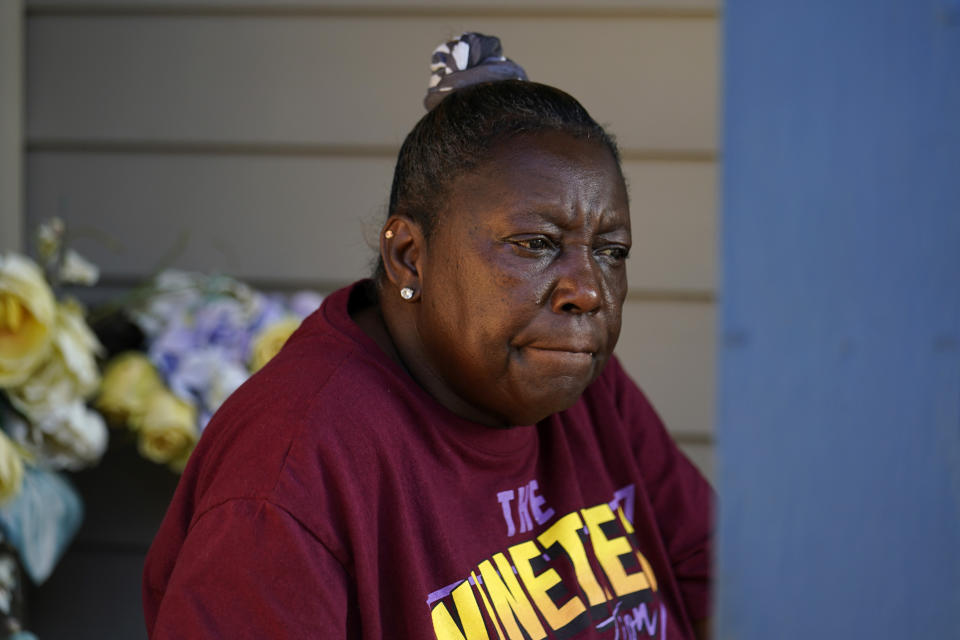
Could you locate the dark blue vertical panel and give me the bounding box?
[720,1,960,638]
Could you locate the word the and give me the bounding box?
[496,480,556,537]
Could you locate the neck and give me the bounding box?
[349,282,404,369]
[370,282,508,428]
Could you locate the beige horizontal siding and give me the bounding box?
[26,16,718,151]
[677,441,714,484]
[25,139,715,164]
[26,152,716,292]
[627,161,716,292]
[26,0,718,12]
[615,299,715,438]
[26,152,393,283]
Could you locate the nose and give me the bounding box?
[549,249,602,315]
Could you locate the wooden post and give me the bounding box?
[719,1,960,637]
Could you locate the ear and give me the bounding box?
[380,216,426,300]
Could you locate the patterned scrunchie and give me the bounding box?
[423,32,528,110]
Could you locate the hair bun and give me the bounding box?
[423,32,528,110]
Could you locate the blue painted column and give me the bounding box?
[719,2,960,638]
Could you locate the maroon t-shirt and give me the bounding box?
[143,281,713,639]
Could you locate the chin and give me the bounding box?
[504,382,590,426]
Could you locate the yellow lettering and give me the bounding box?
[509,539,586,631]
[478,554,547,640]
[473,571,506,640]
[431,579,490,640]
[581,504,651,597]
[537,511,607,607]
[616,506,658,592]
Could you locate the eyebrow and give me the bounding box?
[505,205,630,235]
[506,206,573,228]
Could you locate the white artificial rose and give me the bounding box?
[12,401,108,471]
[7,354,76,421]
[58,249,100,286]
[35,217,65,264]
[52,300,103,393]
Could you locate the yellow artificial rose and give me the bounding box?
[135,389,198,465]
[0,254,56,387]
[27,400,108,471]
[0,430,24,505]
[249,317,302,372]
[8,300,104,420]
[96,352,164,427]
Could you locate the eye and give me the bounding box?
[517,237,552,251]
[596,245,630,262]
[510,236,556,255]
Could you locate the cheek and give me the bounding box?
[420,271,511,367]
[605,265,629,302]
[460,247,536,312]
[601,270,628,347]
[443,279,537,372]
[607,309,624,347]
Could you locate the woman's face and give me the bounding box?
[413,131,631,426]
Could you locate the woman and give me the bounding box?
[143,33,712,639]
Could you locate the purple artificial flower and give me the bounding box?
[190,298,255,365]
[249,293,288,333]
[166,347,249,426]
[148,319,196,379]
[289,291,324,319]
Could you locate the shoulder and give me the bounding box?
[145,495,352,637]
[177,285,411,532]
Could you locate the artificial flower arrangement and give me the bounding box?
[0,219,107,637]
[0,219,322,637]
[0,222,107,482]
[96,269,323,472]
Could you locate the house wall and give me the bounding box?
[21,2,720,636]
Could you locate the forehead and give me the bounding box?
[441,131,629,228]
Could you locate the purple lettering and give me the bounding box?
[528,480,556,525]
[497,489,516,537]
[624,602,658,636]
[517,484,534,533]
[609,484,636,524]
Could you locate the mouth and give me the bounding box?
[524,346,596,356]
[520,345,599,369]
[521,337,601,355]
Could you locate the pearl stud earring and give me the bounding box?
[400,287,414,300]
[384,229,395,239]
